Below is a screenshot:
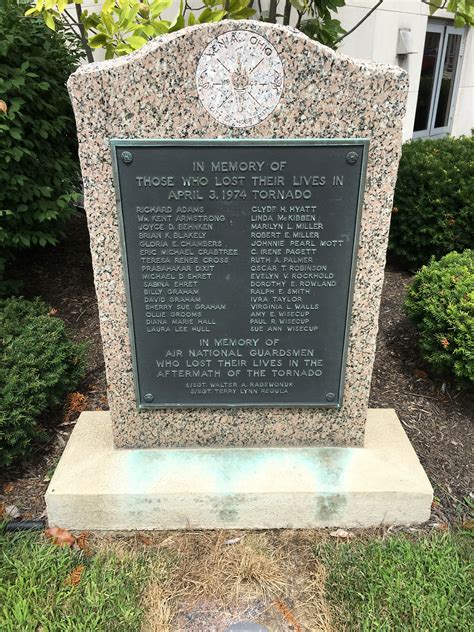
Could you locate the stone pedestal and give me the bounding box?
[46,409,432,530]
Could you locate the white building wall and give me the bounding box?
[336,1,429,139]
[336,1,473,139]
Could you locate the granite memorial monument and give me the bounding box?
[46,20,433,530]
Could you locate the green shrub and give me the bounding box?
[0,297,85,468]
[389,136,474,271]
[405,250,474,383]
[0,4,81,293]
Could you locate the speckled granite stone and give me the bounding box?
[68,20,408,449]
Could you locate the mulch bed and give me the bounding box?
[1,210,472,525]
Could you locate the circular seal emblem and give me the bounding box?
[196,30,284,128]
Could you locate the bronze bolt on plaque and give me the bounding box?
[111,139,368,408]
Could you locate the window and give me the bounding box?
[413,22,465,138]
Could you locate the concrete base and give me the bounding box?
[46,410,433,530]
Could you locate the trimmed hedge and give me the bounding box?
[0,297,85,468]
[405,250,474,383]
[390,137,474,271]
[0,5,81,293]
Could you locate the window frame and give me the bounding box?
[413,21,466,139]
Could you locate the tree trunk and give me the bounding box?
[75,3,94,63]
[268,0,278,23]
[283,0,291,25]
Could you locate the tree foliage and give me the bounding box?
[26,0,256,60]
[26,0,350,59]
[426,0,474,27]
[263,0,346,47]
[24,0,474,62]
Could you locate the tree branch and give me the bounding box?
[296,9,304,28]
[59,11,86,44]
[63,10,83,28]
[421,0,448,9]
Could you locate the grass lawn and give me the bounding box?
[319,532,473,631]
[0,532,151,631]
[0,529,472,631]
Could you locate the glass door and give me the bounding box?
[431,27,463,135]
[413,23,465,138]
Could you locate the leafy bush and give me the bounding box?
[389,136,474,271]
[26,0,256,60]
[0,5,81,293]
[0,297,85,468]
[405,250,474,383]
[26,0,347,60]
